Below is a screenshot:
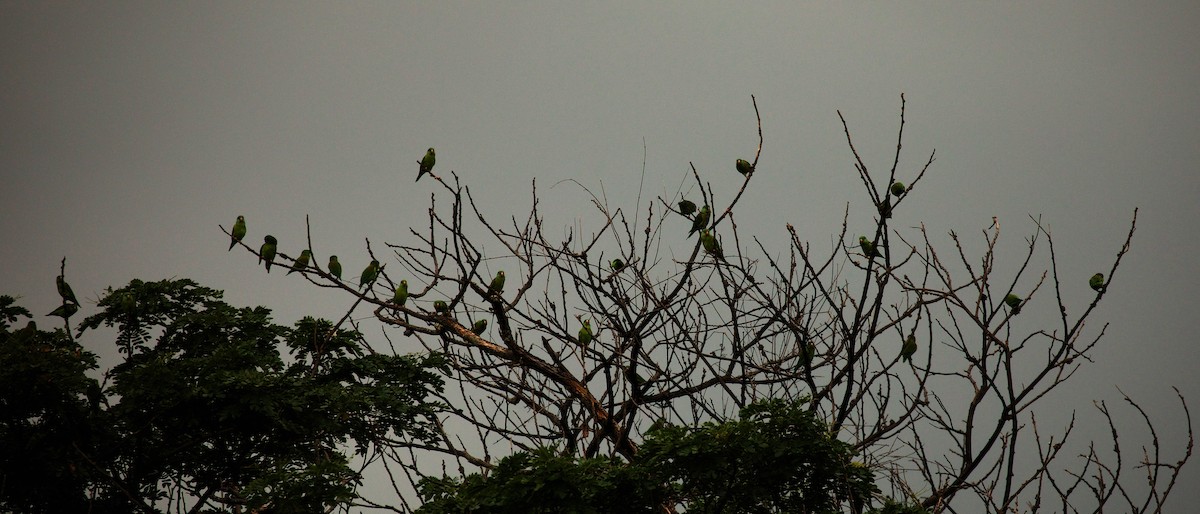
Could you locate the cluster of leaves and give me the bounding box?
[417,398,928,513]
[0,279,447,513]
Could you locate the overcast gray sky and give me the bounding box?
[3,1,1198,506]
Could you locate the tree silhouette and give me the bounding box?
[231,96,1192,512]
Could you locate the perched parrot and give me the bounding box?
[229,215,246,251]
[328,256,342,281]
[802,341,817,366]
[489,271,506,294]
[878,197,893,219]
[678,199,697,217]
[736,158,754,176]
[288,250,312,275]
[359,260,380,291]
[1089,273,1106,292]
[260,236,278,272]
[700,230,722,258]
[416,147,436,182]
[689,205,710,237]
[472,319,488,335]
[433,300,449,313]
[48,302,79,319]
[610,259,624,272]
[858,236,882,259]
[56,275,79,305]
[901,335,918,362]
[1004,294,1023,315]
[393,280,409,306]
[890,182,907,196]
[578,320,593,346]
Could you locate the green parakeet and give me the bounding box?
[433,300,449,313]
[878,197,893,219]
[736,158,754,176]
[689,205,710,237]
[394,280,409,306]
[56,275,78,305]
[678,199,697,217]
[890,182,907,196]
[802,341,816,366]
[858,236,882,259]
[48,302,79,319]
[229,215,246,251]
[260,235,278,272]
[610,259,624,271]
[489,270,506,294]
[288,250,311,275]
[578,319,593,346]
[328,255,342,281]
[700,229,722,258]
[901,335,917,362]
[1004,294,1023,315]
[1089,273,1105,292]
[416,147,436,182]
[472,319,487,335]
[359,260,379,291]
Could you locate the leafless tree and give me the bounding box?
[237,95,1191,513]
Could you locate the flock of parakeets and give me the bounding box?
[215,149,1115,369]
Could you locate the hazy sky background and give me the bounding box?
[3,1,1198,506]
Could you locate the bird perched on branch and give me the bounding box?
[901,335,917,362]
[1004,294,1023,315]
[677,199,697,217]
[259,236,278,272]
[1089,273,1106,292]
[228,215,246,251]
[689,206,710,237]
[328,256,342,281]
[489,271,506,295]
[359,260,379,291]
[736,158,754,176]
[858,236,881,259]
[288,250,311,275]
[416,147,436,182]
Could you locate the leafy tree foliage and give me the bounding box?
[417,399,926,514]
[0,279,447,513]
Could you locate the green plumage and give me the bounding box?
[416,147,436,182]
[394,280,409,306]
[678,199,697,217]
[610,259,624,271]
[1089,273,1105,292]
[1004,294,1023,315]
[736,158,754,176]
[472,319,487,335]
[700,229,722,258]
[802,341,817,366]
[890,182,907,196]
[433,300,449,313]
[578,320,593,346]
[259,235,278,273]
[858,236,881,259]
[48,302,79,319]
[901,335,918,362]
[229,215,246,251]
[56,275,78,305]
[689,205,710,237]
[360,260,380,291]
[328,256,342,281]
[288,250,311,275]
[489,271,506,294]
